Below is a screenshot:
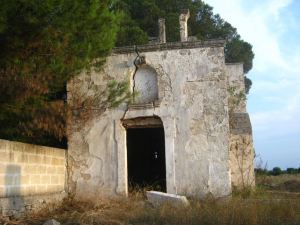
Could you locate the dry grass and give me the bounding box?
[1,189,300,225]
[256,174,300,192]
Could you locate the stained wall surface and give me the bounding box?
[67,41,232,200]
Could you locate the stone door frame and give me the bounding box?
[115,116,177,196]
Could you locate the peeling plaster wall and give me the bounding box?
[67,43,232,200]
[226,63,255,188]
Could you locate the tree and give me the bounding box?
[255,168,268,175]
[286,168,297,174]
[0,0,255,147]
[117,0,254,91]
[225,38,254,74]
[271,167,282,176]
[0,0,120,147]
[115,14,148,47]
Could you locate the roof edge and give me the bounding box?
[112,39,226,54]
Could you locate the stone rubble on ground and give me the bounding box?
[146,191,190,207]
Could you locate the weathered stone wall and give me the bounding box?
[226,63,246,113]
[0,139,66,216]
[229,114,255,188]
[226,63,255,188]
[67,41,232,200]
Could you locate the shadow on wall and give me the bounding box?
[5,165,24,216]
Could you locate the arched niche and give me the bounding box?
[134,65,159,104]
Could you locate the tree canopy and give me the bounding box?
[116,0,254,92]
[0,0,120,147]
[0,0,254,147]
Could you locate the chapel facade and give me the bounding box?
[67,10,255,200]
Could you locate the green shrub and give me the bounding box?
[271,167,282,176]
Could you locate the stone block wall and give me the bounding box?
[226,63,255,189]
[229,113,255,188]
[0,139,66,216]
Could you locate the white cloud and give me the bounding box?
[251,76,300,93]
[250,89,300,137]
[265,0,293,19]
[204,0,300,167]
[249,73,300,140]
[204,0,296,72]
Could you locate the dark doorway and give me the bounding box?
[127,127,166,192]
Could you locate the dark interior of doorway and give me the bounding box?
[127,127,166,192]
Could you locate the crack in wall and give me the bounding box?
[121,46,141,121]
[132,46,141,101]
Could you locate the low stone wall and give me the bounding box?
[0,139,66,216]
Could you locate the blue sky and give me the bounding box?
[204,0,300,169]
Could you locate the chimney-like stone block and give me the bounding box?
[179,9,190,42]
[158,18,166,44]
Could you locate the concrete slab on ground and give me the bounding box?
[146,191,190,207]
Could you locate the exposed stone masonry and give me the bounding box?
[226,63,255,188]
[0,139,66,216]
